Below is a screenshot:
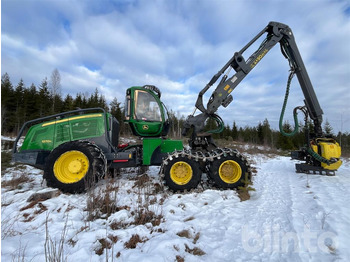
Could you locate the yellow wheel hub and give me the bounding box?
[219,160,242,184]
[54,150,89,184]
[170,161,192,185]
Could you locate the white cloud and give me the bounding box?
[2,0,350,132]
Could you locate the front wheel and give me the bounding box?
[44,140,106,193]
[163,156,201,192]
[208,151,250,189]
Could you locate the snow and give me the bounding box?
[1,136,15,142]
[1,150,350,261]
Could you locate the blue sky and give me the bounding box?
[2,0,350,133]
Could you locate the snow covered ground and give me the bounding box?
[1,147,350,261]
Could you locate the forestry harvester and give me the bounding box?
[13,22,342,193]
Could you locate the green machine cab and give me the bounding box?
[124,85,170,137]
[123,85,182,166]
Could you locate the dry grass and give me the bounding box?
[176,230,201,245]
[237,172,256,202]
[193,232,200,244]
[175,255,185,262]
[86,182,123,221]
[132,175,164,227]
[133,208,163,226]
[10,241,28,262]
[2,173,33,190]
[184,216,195,222]
[85,172,165,245]
[1,213,22,239]
[124,234,147,249]
[133,173,150,188]
[109,220,127,231]
[27,189,61,202]
[20,200,48,216]
[1,151,14,172]
[94,235,118,256]
[177,229,191,239]
[185,244,206,256]
[44,213,69,262]
[215,139,282,157]
[237,189,251,201]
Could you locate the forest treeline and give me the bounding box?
[2,72,350,154]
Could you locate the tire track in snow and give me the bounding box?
[160,157,349,261]
[297,160,350,261]
[263,157,347,261]
[162,156,304,261]
[236,156,302,261]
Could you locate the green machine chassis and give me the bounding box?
[13,107,183,170]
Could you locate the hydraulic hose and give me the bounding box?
[207,114,225,134]
[279,70,299,137]
[279,41,336,165]
[307,147,332,165]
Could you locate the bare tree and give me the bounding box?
[50,69,61,96]
[50,68,62,112]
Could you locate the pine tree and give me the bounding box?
[63,94,74,111]
[38,78,52,117]
[167,109,176,138]
[257,122,264,144]
[14,79,26,133]
[223,124,231,139]
[262,118,272,146]
[276,121,295,150]
[88,88,107,109]
[98,94,108,110]
[1,73,14,106]
[232,121,238,140]
[24,83,40,120]
[1,73,15,133]
[110,98,123,121]
[109,97,125,134]
[73,93,85,109]
[324,119,334,137]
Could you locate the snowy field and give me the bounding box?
[1,144,350,261]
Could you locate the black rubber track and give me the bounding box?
[44,140,106,193]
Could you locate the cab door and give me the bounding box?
[125,87,165,137]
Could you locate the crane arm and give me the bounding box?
[183,21,324,140]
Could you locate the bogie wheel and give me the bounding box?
[163,156,201,192]
[208,153,250,189]
[44,140,106,193]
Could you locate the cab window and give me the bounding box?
[134,90,162,121]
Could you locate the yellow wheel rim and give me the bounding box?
[53,150,89,184]
[219,160,242,184]
[170,161,192,185]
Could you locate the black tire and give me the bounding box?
[44,140,106,193]
[208,153,250,189]
[163,156,201,192]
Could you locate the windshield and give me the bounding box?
[134,90,162,121]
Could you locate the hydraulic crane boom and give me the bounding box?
[183,21,323,138]
[182,21,342,175]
